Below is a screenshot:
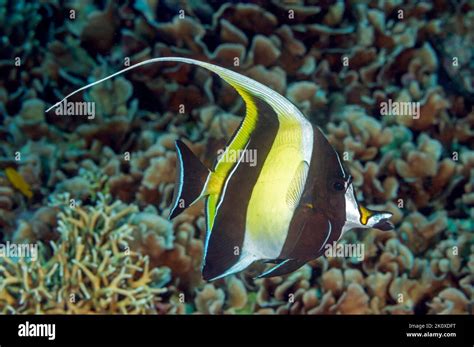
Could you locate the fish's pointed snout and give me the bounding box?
[372,218,394,231]
[368,211,394,231]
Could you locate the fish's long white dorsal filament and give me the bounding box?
[46,56,314,166]
[46,57,182,112]
[46,57,308,127]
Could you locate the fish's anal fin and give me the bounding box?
[169,140,210,220]
[286,161,309,209]
[256,259,307,278]
[204,254,255,281]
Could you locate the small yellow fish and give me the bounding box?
[5,167,33,199]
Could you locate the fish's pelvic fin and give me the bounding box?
[169,140,210,219]
[256,258,306,278]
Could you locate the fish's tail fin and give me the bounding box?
[169,140,210,219]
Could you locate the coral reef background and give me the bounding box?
[0,0,473,314]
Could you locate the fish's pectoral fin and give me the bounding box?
[256,259,307,278]
[169,140,210,219]
[286,161,309,209]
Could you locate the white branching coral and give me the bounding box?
[0,194,170,314]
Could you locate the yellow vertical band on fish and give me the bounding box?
[205,83,258,231]
[206,193,219,231]
[245,118,304,254]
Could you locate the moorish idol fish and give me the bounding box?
[46,57,394,281]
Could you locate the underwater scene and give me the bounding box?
[0,0,473,316]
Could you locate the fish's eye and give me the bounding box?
[332,180,345,192]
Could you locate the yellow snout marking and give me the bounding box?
[358,205,372,225]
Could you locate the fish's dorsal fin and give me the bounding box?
[286,161,309,209]
[44,56,311,226]
[46,57,309,129]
